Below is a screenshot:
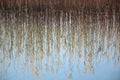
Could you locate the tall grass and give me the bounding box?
[0,1,120,79]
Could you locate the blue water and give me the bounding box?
[0,13,120,80]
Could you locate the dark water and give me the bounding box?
[0,10,120,80]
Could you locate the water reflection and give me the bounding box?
[0,10,120,80]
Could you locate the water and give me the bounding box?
[0,9,120,80]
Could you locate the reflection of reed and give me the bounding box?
[0,9,120,80]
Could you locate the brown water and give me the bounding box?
[0,9,120,80]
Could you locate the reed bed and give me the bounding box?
[0,0,120,80]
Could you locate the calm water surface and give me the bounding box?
[0,10,120,80]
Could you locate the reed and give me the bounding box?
[0,0,119,10]
[0,1,120,79]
